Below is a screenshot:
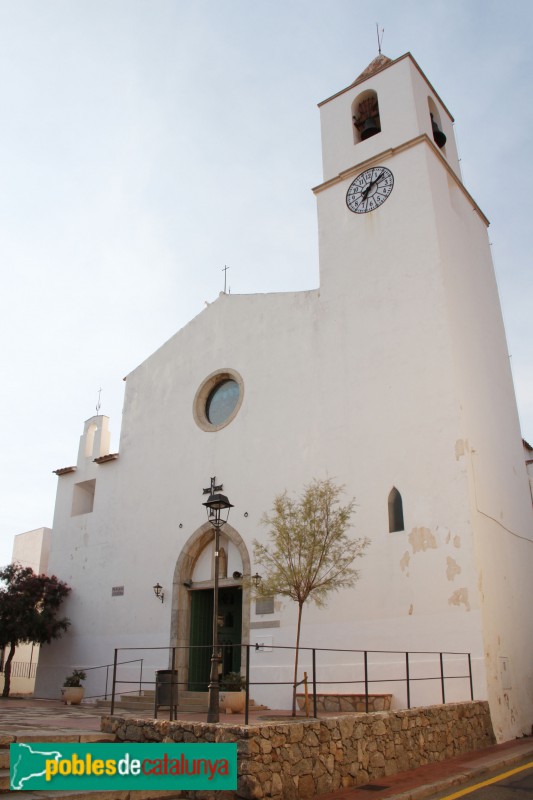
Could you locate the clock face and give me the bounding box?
[346,166,394,214]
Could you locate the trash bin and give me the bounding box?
[154,669,178,718]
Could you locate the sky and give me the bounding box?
[1,0,531,568]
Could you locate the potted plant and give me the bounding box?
[219,672,246,714]
[61,669,87,705]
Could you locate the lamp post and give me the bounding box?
[202,485,233,723]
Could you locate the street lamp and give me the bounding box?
[202,486,233,723]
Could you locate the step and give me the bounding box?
[0,784,182,800]
[0,749,181,798]
[181,691,208,701]
[97,690,266,716]
[97,700,208,715]
[96,698,154,711]
[98,689,209,713]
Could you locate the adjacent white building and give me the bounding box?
[35,53,533,742]
[0,527,51,695]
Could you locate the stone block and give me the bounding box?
[297,773,316,798]
[238,773,264,799]
[271,771,283,796]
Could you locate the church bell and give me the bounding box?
[360,116,381,140]
[354,95,381,141]
[430,113,447,149]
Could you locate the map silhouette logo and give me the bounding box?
[11,742,63,790]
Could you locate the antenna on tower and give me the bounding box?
[222,264,229,293]
[96,387,102,416]
[376,23,384,55]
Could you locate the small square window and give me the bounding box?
[72,479,96,516]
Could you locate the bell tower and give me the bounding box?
[314,52,469,303]
[313,53,533,742]
[313,52,527,529]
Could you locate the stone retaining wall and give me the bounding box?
[101,701,495,800]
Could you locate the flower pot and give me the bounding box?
[61,686,85,705]
[219,690,245,714]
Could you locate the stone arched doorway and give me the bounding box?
[170,522,251,690]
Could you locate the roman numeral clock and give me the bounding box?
[346,166,394,213]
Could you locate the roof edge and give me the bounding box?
[318,52,455,123]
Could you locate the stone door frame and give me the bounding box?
[170,522,251,687]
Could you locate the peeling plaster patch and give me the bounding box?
[409,527,437,553]
[453,535,461,548]
[400,551,410,576]
[446,557,461,581]
[408,604,413,615]
[455,439,465,460]
[448,588,470,611]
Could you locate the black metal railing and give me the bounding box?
[107,644,474,725]
[81,658,144,700]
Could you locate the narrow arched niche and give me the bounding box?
[352,89,381,144]
[388,487,405,533]
[84,423,98,458]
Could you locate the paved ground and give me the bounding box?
[0,695,288,734]
[1,696,532,799]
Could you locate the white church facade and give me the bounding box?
[35,53,533,743]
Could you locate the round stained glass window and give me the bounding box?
[193,369,244,432]
[206,379,240,425]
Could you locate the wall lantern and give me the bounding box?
[153,583,164,603]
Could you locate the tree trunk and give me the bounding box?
[2,643,16,698]
[291,602,304,716]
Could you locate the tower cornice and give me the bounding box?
[319,52,455,125]
[312,133,489,227]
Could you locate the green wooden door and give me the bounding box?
[218,587,242,677]
[188,587,242,691]
[188,589,213,691]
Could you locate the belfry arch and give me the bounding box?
[170,522,252,688]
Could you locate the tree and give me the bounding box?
[254,478,369,715]
[0,564,71,697]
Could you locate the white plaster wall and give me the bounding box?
[37,281,485,709]
[430,154,533,740]
[35,54,533,741]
